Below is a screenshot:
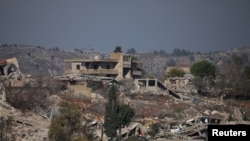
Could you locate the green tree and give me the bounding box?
[117,104,135,140]
[148,123,160,138]
[48,119,67,141]
[48,101,82,141]
[114,46,123,53]
[104,84,135,140]
[104,84,120,139]
[159,49,166,55]
[127,48,136,54]
[172,48,192,56]
[190,60,215,96]
[190,60,215,78]
[118,105,135,126]
[192,76,205,95]
[165,68,185,78]
[153,50,158,55]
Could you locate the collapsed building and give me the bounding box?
[134,78,168,95]
[0,57,50,141]
[0,57,20,77]
[0,57,21,102]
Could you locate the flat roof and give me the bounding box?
[64,59,118,63]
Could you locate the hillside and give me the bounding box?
[0,46,105,76]
[1,45,250,77]
[138,47,250,78]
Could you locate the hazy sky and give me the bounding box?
[0,0,250,53]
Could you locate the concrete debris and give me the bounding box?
[0,58,50,141]
[168,115,221,140]
[90,122,146,141]
[164,77,197,95]
[0,57,20,77]
[234,107,243,121]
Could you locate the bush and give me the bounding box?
[147,123,160,138]
[166,68,185,78]
[6,86,50,112]
[190,60,215,78]
[48,101,83,141]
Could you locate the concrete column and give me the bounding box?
[146,78,149,88]
[3,63,11,77]
[0,84,6,102]
[2,88,6,102]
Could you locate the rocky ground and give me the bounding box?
[0,102,50,141]
[1,84,250,141]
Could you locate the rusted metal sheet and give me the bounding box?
[0,59,7,65]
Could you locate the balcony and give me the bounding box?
[132,62,143,69]
[132,70,142,75]
[80,69,118,75]
[64,69,74,74]
[123,61,131,68]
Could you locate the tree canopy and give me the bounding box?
[48,101,82,141]
[104,84,135,140]
[190,60,215,78]
[166,68,185,78]
[104,84,119,139]
[114,46,123,53]
[127,48,136,54]
[118,104,135,127]
[171,48,192,56]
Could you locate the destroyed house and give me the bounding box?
[0,57,20,77]
[64,52,143,79]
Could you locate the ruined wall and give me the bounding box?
[164,77,197,94]
[67,84,92,98]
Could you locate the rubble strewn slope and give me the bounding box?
[0,46,90,75]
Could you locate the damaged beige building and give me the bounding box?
[64,52,143,80]
[0,57,20,77]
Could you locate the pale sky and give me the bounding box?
[0,0,250,53]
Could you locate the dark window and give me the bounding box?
[106,65,110,69]
[149,80,156,86]
[76,65,80,70]
[0,67,3,75]
[85,62,89,68]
